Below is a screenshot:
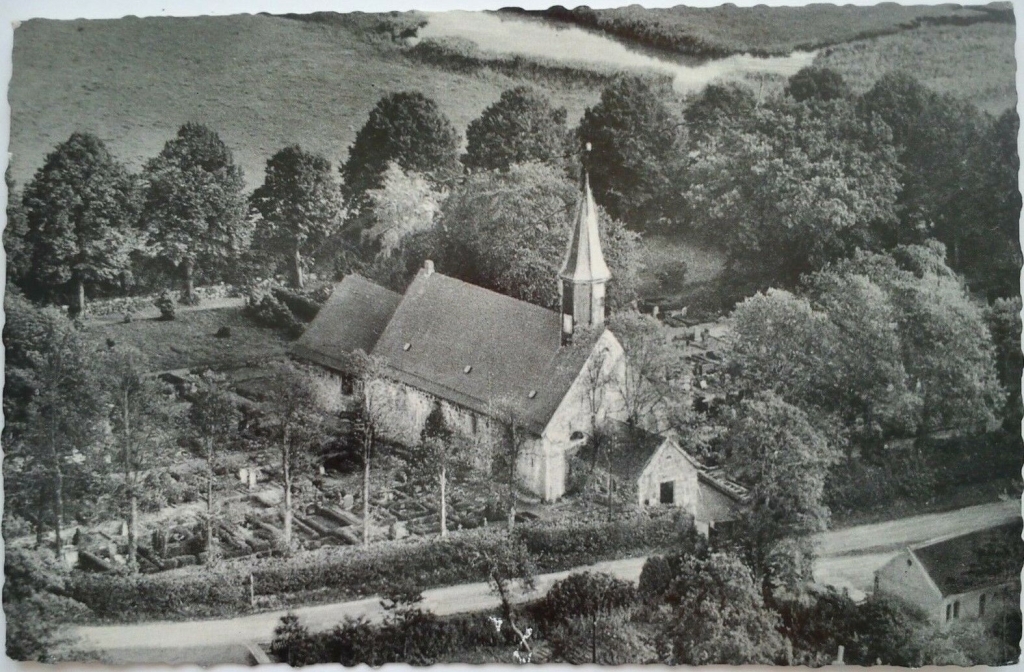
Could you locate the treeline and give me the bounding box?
[511,4,1014,59]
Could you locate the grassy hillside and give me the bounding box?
[9,13,602,190]
[815,22,1016,114]
[529,3,1010,58]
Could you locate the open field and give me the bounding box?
[815,22,1016,113]
[533,3,1009,58]
[9,13,601,190]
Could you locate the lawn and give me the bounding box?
[9,13,602,190]
[815,22,1017,114]
[84,305,292,372]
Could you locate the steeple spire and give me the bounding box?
[559,172,611,284]
[559,149,611,345]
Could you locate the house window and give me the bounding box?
[570,431,585,442]
[953,601,960,619]
[660,481,675,505]
[980,594,986,616]
[946,604,952,622]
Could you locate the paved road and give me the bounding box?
[72,499,1019,654]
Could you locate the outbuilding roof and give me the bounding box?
[910,520,1023,596]
[291,275,401,373]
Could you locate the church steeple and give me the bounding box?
[559,168,611,345]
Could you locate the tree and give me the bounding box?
[540,571,639,664]
[833,243,1003,434]
[363,162,445,260]
[18,310,105,556]
[683,96,900,287]
[142,122,248,303]
[101,347,172,571]
[662,551,785,665]
[340,91,460,207]
[684,82,757,139]
[578,74,684,229]
[488,399,531,531]
[352,353,396,546]
[417,402,464,538]
[785,66,850,103]
[5,171,32,287]
[721,392,837,594]
[22,132,140,314]
[464,86,568,172]
[434,162,642,311]
[607,311,682,428]
[986,296,1022,425]
[481,534,537,659]
[250,145,344,288]
[186,377,240,558]
[274,364,327,547]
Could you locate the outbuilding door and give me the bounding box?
[660,481,675,505]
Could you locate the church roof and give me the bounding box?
[371,268,601,433]
[291,274,402,373]
[559,173,611,284]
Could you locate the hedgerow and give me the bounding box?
[68,511,690,623]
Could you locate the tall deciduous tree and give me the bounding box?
[683,96,900,287]
[663,551,785,665]
[340,91,460,207]
[101,347,172,571]
[722,392,837,594]
[19,311,104,556]
[363,162,445,260]
[142,123,248,303]
[434,162,642,311]
[684,82,758,140]
[464,86,568,172]
[187,378,240,559]
[22,132,140,315]
[274,364,326,547]
[578,75,684,229]
[250,145,344,288]
[785,66,850,103]
[352,353,396,547]
[5,171,32,288]
[417,402,462,538]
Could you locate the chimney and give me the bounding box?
[424,259,435,276]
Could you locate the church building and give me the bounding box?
[294,174,632,501]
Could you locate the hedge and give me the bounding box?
[68,511,690,623]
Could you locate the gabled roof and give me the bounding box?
[291,275,401,373]
[559,173,611,284]
[695,471,746,523]
[371,268,601,433]
[910,520,1023,596]
[598,427,676,483]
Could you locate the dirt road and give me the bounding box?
[72,499,1019,656]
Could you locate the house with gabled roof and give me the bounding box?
[578,424,746,536]
[874,520,1023,626]
[293,174,635,501]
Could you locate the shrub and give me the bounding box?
[638,555,673,600]
[271,287,323,322]
[537,571,636,625]
[154,290,176,321]
[243,290,304,337]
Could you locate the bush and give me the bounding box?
[537,571,636,625]
[243,290,304,337]
[638,555,674,600]
[154,290,176,321]
[272,287,324,323]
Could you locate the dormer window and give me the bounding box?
[528,390,537,399]
[570,430,585,442]
[403,343,411,351]
[463,365,473,374]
